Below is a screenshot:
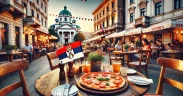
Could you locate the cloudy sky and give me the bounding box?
[48,0,103,32]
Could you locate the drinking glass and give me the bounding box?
[102,64,110,72]
[121,67,127,77]
[82,61,91,73]
[112,60,121,73]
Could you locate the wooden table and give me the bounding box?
[113,51,138,66]
[0,52,23,62]
[35,68,150,96]
[160,51,183,59]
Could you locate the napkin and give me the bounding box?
[127,76,153,84]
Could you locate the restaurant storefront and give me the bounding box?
[124,27,142,44]
[142,19,183,44]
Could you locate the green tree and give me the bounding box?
[74,32,85,42]
[48,25,59,42]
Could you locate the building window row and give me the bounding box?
[174,0,183,9]
[130,0,134,4]
[155,1,163,16]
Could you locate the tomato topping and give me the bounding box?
[95,81,101,85]
[102,73,108,77]
[99,84,106,88]
[86,80,92,84]
[94,74,98,76]
[115,76,121,80]
[90,75,94,78]
[113,80,120,84]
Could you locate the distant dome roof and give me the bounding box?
[76,25,81,28]
[55,18,59,22]
[59,6,72,16]
[49,24,55,29]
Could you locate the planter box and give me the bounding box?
[91,61,102,72]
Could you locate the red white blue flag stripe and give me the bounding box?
[56,41,84,64]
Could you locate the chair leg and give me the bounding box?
[110,59,112,65]
[145,65,148,77]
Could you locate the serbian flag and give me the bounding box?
[56,41,84,64]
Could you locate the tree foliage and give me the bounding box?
[48,27,59,42]
[74,32,85,42]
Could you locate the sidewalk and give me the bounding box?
[0,55,183,96]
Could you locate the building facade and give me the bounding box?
[92,0,125,36]
[125,0,183,44]
[0,0,49,50]
[49,6,81,44]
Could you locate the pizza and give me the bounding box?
[78,72,126,91]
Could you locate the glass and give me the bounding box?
[112,60,121,73]
[121,67,127,77]
[102,65,110,72]
[82,61,91,73]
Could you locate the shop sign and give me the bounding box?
[176,24,183,27]
[151,26,164,31]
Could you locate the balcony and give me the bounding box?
[24,16,41,28]
[0,0,25,20]
[134,16,150,28]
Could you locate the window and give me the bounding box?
[41,18,43,25]
[37,14,39,19]
[130,0,134,4]
[103,10,105,15]
[41,3,43,9]
[15,26,20,48]
[23,2,28,15]
[65,17,67,21]
[97,15,98,20]
[140,8,146,16]
[155,2,162,16]
[130,13,134,23]
[112,1,114,8]
[45,20,47,27]
[31,9,34,16]
[100,13,101,17]
[60,18,62,21]
[37,0,39,4]
[106,19,109,27]
[45,7,46,13]
[107,6,109,12]
[174,0,183,9]
[111,16,114,25]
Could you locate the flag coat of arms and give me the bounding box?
[56,41,84,64]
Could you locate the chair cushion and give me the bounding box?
[129,61,146,66]
[110,56,123,59]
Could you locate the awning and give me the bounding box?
[105,30,125,38]
[83,34,106,43]
[125,27,142,36]
[50,35,58,40]
[142,19,183,33]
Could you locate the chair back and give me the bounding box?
[0,60,30,96]
[47,52,59,70]
[156,58,183,95]
[138,50,151,65]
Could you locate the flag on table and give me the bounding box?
[56,41,84,64]
[100,23,105,32]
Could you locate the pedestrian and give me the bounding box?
[156,40,165,57]
[23,42,33,63]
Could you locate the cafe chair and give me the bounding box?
[128,50,151,77]
[47,52,59,70]
[107,47,124,65]
[0,60,30,96]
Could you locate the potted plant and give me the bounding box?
[4,45,17,54]
[124,44,129,52]
[87,49,105,72]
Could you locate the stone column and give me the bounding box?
[70,31,71,43]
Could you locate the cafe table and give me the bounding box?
[35,66,150,96]
[113,51,138,66]
[0,51,23,62]
[160,51,183,59]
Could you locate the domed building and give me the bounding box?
[49,6,81,44]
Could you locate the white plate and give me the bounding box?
[51,84,78,96]
[127,68,137,74]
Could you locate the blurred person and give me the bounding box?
[115,40,122,51]
[24,42,33,63]
[156,40,165,56]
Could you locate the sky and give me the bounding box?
[48,0,103,32]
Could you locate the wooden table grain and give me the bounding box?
[35,67,150,96]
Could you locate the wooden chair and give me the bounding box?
[107,47,124,65]
[128,50,151,77]
[0,60,30,96]
[155,58,183,95]
[47,52,59,70]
